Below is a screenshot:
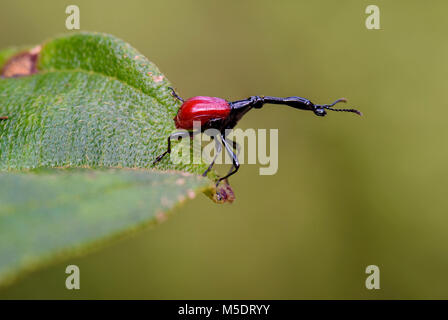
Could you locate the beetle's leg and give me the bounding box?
[168,87,184,102]
[0,116,8,120]
[202,134,222,177]
[214,137,240,180]
[216,134,240,186]
[153,131,192,164]
[201,118,226,176]
[219,138,240,181]
[227,138,240,156]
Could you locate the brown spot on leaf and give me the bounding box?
[187,189,196,199]
[29,45,41,55]
[175,178,185,186]
[1,45,41,78]
[156,211,167,223]
[161,196,172,207]
[152,75,164,82]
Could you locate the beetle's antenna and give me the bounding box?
[168,87,184,102]
[319,98,362,116]
[324,106,362,116]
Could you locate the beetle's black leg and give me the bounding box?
[202,134,222,177]
[168,87,184,102]
[201,135,240,179]
[201,118,226,176]
[153,131,192,164]
[227,138,240,156]
[220,138,240,181]
[216,134,240,186]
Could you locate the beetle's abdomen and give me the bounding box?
[174,96,231,130]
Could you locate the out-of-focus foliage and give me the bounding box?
[0,33,217,286]
[0,168,211,287]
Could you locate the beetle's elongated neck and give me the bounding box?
[261,96,313,111]
[227,95,314,129]
[230,95,313,113]
[228,96,360,125]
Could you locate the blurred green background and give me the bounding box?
[0,0,447,299]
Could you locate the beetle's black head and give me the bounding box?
[313,98,362,117]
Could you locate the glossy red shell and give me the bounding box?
[174,96,231,130]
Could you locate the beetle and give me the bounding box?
[153,87,361,189]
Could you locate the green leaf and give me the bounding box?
[0,33,230,286]
[0,32,209,175]
[0,168,211,286]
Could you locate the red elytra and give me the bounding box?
[174,96,230,130]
